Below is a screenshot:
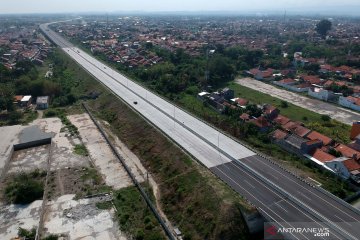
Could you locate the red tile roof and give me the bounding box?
[282,121,302,131]
[351,122,360,140]
[347,96,360,106]
[302,75,321,85]
[272,129,288,140]
[235,98,248,106]
[251,116,271,128]
[274,115,291,125]
[335,144,360,160]
[279,78,296,84]
[293,125,311,138]
[14,95,23,101]
[264,105,278,115]
[311,149,336,163]
[343,159,360,172]
[306,131,333,146]
[240,113,250,121]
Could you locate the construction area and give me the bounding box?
[0,110,162,239]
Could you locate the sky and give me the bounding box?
[1,0,360,14]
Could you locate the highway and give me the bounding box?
[40,22,360,240]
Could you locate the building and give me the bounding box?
[350,122,360,140]
[221,88,234,100]
[306,131,333,146]
[36,96,49,110]
[250,116,271,132]
[273,115,290,126]
[263,104,280,121]
[20,95,32,107]
[339,96,360,112]
[308,87,337,102]
[325,157,360,181]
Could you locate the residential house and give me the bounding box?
[13,95,23,105]
[250,116,271,132]
[308,149,336,164]
[273,115,290,126]
[36,96,49,110]
[240,113,251,122]
[335,144,360,160]
[249,68,274,81]
[306,131,333,146]
[325,157,360,181]
[197,91,209,101]
[282,121,303,132]
[263,104,280,121]
[231,98,248,108]
[350,121,360,140]
[274,134,322,156]
[308,87,337,102]
[301,75,322,85]
[293,125,311,138]
[338,96,360,112]
[221,88,234,100]
[271,129,288,141]
[20,95,32,107]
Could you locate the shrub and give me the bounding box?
[321,115,331,121]
[280,101,288,108]
[44,109,57,117]
[5,173,44,204]
[18,227,36,239]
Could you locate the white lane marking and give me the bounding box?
[244,180,255,188]
[275,201,289,213]
[246,155,360,222]
[55,34,342,240]
[214,167,304,240]
[334,215,352,226]
[227,162,342,240]
[298,191,312,201]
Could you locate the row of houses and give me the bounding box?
[272,116,360,183]
[273,77,360,111]
[199,87,360,183]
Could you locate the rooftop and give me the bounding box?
[311,149,336,163]
[306,131,333,146]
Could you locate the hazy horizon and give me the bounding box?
[1,0,360,16]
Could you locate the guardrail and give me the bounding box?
[41,24,358,239]
[82,103,176,240]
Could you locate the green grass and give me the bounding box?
[73,144,88,156]
[96,201,112,210]
[113,186,165,240]
[227,81,351,143]
[91,93,253,240]
[4,171,46,204]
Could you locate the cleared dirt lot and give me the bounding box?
[43,194,126,240]
[0,200,43,239]
[236,78,360,125]
[68,114,143,190]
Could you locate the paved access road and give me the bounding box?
[41,22,360,239]
[236,78,360,125]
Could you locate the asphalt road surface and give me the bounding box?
[41,22,360,240]
[236,78,360,125]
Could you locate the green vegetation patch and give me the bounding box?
[90,93,252,240]
[73,144,88,156]
[113,186,165,240]
[4,170,46,204]
[228,82,351,143]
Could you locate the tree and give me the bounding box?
[316,20,332,39]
